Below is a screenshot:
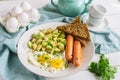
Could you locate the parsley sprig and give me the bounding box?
[89,54,117,80]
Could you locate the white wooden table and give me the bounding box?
[0,0,120,80]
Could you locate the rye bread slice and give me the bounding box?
[71,16,81,24]
[74,36,87,47]
[57,23,91,41]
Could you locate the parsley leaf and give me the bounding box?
[88,54,117,80]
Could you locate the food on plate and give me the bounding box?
[74,36,87,47]
[65,35,74,61]
[6,17,19,33]
[27,17,91,73]
[73,40,82,67]
[57,16,91,47]
[27,28,66,53]
[17,12,29,27]
[11,6,23,17]
[21,1,32,11]
[57,17,91,67]
[27,28,67,73]
[71,16,81,24]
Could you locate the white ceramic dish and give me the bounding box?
[17,22,95,78]
[82,14,109,32]
[88,18,109,32]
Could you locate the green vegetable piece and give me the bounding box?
[53,29,58,34]
[40,29,46,34]
[57,38,66,45]
[58,42,64,51]
[41,47,45,51]
[48,41,54,46]
[39,31,44,37]
[59,33,65,38]
[32,43,37,50]
[53,37,57,41]
[46,45,52,50]
[53,41,57,47]
[88,54,117,80]
[27,41,32,48]
[54,47,61,52]
[36,39,42,44]
[31,38,36,43]
[47,34,53,40]
[36,44,42,51]
[44,37,49,41]
[42,41,48,47]
[32,33,37,38]
[50,49,54,54]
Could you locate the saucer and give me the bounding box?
[88,18,109,32]
[82,13,109,32]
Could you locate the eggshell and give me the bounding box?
[17,12,29,27]
[28,8,40,22]
[28,8,39,18]
[11,6,23,17]
[21,1,32,11]
[6,17,19,33]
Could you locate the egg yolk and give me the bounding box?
[50,58,64,69]
[37,54,50,66]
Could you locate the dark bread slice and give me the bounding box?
[57,23,91,41]
[71,16,81,24]
[74,36,87,47]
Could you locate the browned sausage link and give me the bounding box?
[65,35,74,61]
[73,40,82,67]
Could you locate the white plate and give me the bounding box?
[17,22,95,78]
[88,18,109,32]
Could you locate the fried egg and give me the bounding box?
[27,51,67,73]
[50,58,64,69]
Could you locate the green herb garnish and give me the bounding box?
[88,54,117,80]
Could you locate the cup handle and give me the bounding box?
[85,0,93,6]
[51,0,58,8]
[84,0,93,12]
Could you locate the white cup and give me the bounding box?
[89,15,104,26]
[89,4,107,18]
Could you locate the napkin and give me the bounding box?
[0,4,120,80]
[90,28,120,54]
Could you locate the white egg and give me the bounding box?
[6,17,19,33]
[21,1,32,11]
[28,8,40,22]
[18,12,29,27]
[11,6,23,17]
[28,8,39,18]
